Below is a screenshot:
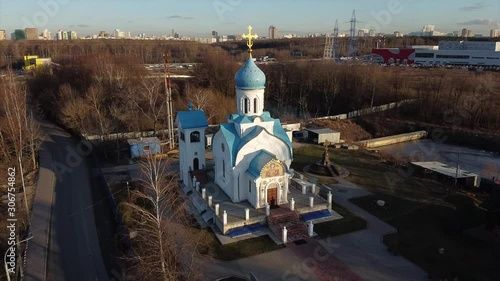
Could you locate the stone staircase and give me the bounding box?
[268,208,308,243]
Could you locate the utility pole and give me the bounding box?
[163,53,175,150]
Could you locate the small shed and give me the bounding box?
[127,137,161,159]
[305,128,341,144]
[412,161,480,188]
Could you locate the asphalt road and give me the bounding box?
[25,121,108,281]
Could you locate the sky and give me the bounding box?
[1,0,499,37]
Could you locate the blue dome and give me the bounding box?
[234,57,266,90]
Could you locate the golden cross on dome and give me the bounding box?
[242,25,258,53]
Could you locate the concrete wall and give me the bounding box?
[357,131,428,148]
[314,99,417,121]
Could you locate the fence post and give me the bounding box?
[290,198,295,211]
[309,196,314,208]
[245,208,250,221]
[327,191,332,207]
[282,226,288,244]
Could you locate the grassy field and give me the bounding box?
[293,145,448,201]
[314,203,367,239]
[351,194,497,281]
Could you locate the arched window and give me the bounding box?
[190,131,200,143]
[254,98,258,113]
[244,98,249,114]
[222,160,226,178]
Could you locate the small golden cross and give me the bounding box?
[242,25,258,52]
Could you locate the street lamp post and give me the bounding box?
[4,236,33,281]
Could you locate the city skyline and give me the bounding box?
[1,0,499,38]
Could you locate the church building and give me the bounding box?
[211,29,294,209]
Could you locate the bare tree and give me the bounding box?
[123,155,208,281]
[24,111,42,170]
[185,85,218,123]
[129,79,166,134]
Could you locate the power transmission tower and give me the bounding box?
[163,54,175,150]
[323,20,339,60]
[348,10,357,59]
[333,20,340,60]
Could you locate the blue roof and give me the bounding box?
[175,110,208,129]
[218,123,239,166]
[234,57,266,90]
[272,119,293,158]
[233,115,253,124]
[247,150,275,179]
[217,112,293,166]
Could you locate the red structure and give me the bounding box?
[372,48,416,64]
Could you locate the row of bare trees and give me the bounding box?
[29,53,237,137]
[0,72,42,281]
[0,72,41,170]
[27,50,500,139]
[5,36,493,69]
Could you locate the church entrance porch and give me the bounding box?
[267,186,278,207]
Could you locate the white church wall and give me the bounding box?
[234,130,292,174]
[212,132,235,201]
[179,127,207,185]
[241,174,258,208]
[236,88,265,116]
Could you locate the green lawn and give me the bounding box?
[202,230,284,261]
[314,203,367,238]
[351,194,497,281]
[293,145,447,201]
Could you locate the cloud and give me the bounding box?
[459,2,489,11]
[166,15,193,20]
[457,19,499,26]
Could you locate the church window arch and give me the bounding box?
[244,98,250,114]
[249,180,252,193]
[253,98,258,113]
[222,160,226,178]
[190,131,200,143]
[221,143,225,152]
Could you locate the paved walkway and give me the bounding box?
[24,141,54,281]
[327,177,428,281]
